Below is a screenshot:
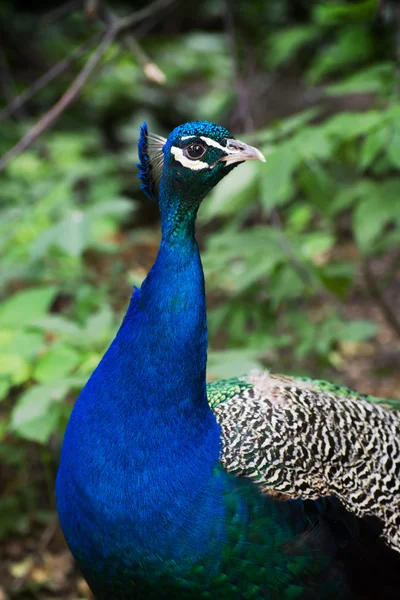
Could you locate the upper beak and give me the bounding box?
[221,139,266,166]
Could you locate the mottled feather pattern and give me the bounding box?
[209,371,400,553]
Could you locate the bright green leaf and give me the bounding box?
[202,161,260,220]
[261,141,298,212]
[338,319,378,341]
[33,345,81,383]
[0,353,30,384]
[0,287,57,327]
[359,127,389,170]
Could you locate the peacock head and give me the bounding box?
[138,121,265,206]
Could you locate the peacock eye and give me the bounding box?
[184,142,206,160]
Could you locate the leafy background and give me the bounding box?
[0,0,400,597]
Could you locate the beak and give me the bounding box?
[221,139,266,166]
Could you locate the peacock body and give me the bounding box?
[56,121,400,599]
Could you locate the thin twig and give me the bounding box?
[101,4,166,84]
[0,0,176,172]
[40,0,80,26]
[85,0,99,19]
[118,0,176,31]
[0,32,103,122]
[0,26,116,174]
[363,258,400,340]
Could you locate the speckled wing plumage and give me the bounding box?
[207,371,400,554]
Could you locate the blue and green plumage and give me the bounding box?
[56,121,400,599]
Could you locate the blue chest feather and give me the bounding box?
[57,234,223,555]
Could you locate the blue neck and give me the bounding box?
[120,185,207,419]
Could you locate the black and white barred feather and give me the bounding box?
[207,371,400,554]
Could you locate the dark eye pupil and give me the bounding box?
[186,143,206,159]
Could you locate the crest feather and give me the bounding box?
[137,122,166,202]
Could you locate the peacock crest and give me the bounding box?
[137,122,166,202]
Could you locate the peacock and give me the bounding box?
[56,121,400,599]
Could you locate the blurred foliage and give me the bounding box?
[0,0,399,555]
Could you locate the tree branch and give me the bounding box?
[100,4,166,84]
[85,0,100,19]
[40,0,80,26]
[0,0,177,173]
[0,32,102,122]
[117,0,176,31]
[0,26,116,174]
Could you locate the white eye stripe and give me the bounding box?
[170,146,209,170]
[179,135,237,155]
[199,136,225,152]
[199,136,238,154]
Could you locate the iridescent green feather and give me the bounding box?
[297,376,400,409]
[207,377,251,408]
[207,374,400,410]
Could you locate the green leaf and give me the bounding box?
[324,111,382,141]
[329,180,374,215]
[353,180,400,252]
[270,266,306,307]
[0,287,57,327]
[298,162,335,211]
[314,1,379,26]
[261,141,298,211]
[87,197,134,219]
[76,352,102,375]
[308,27,372,84]
[338,319,378,341]
[287,204,313,232]
[353,196,389,253]
[83,305,115,345]
[255,109,320,144]
[10,382,70,443]
[268,26,319,67]
[0,353,30,384]
[318,262,355,299]
[359,127,389,170]
[294,127,332,161]
[7,152,46,182]
[326,63,394,96]
[0,378,11,401]
[56,211,91,257]
[7,331,44,361]
[201,161,260,220]
[207,350,263,380]
[301,232,335,260]
[387,129,400,169]
[32,315,81,335]
[33,345,81,383]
